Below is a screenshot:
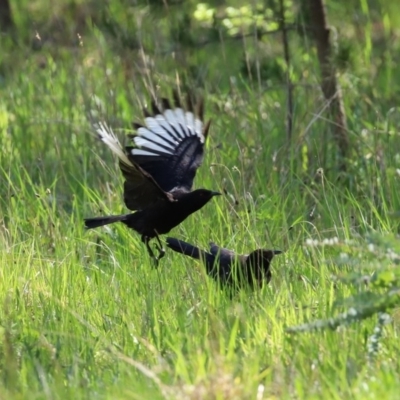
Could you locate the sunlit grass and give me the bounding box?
[1,1,400,399]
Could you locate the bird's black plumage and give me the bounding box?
[84,91,220,264]
[166,237,282,288]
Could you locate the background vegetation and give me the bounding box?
[1,0,400,398]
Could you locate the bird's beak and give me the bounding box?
[272,250,283,255]
[211,191,222,197]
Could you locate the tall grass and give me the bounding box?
[1,0,400,398]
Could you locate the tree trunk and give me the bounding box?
[278,0,294,141]
[306,0,349,168]
[0,0,13,31]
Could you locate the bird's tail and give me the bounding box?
[84,214,130,229]
[166,237,204,260]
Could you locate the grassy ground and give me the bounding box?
[1,1,400,399]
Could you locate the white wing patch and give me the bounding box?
[164,109,185,139]
[131,106,204,157]
[135,132,173,155]
[136,127,175,151]
[95,122,133,167]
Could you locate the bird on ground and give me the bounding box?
[166,237,282,288]
[84,91,221,264]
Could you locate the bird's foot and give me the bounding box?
[148,246,164,268]
[151,256,160,268]
[154,243,165,261]
[144,238,160,268]
[144,234,165,268]
[153,232,165,263]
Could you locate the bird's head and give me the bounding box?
[245,249,282,285]
[183,189,221,210]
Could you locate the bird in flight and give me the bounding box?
[166,237,282,289]
[85,91,220,265]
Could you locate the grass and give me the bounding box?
[1,0,400,398]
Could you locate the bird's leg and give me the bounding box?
[153,230,165,261]
[142,235,159,267]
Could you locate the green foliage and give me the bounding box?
[287,233,400,368]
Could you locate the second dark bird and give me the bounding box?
[166,237,282,289]
[84,92,221,264]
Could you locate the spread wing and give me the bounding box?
[94,122,172,211]
[127,91,211,193]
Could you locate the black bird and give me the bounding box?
[84,91,221,264]
[166,237,282,288]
